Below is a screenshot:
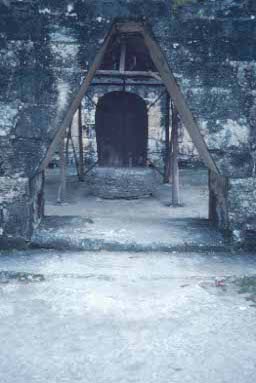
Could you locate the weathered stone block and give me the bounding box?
[228,178,256,225]
[86,167,161,199]
[0,172,44,247]
[227,177,256,244]
[0,101,20,136]
[0,176,31,242]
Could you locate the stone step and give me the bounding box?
[31,216,228,253]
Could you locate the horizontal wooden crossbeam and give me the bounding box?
[96,70,161,79]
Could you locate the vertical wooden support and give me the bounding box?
[78,105,84,181]
[71,134,80,178]
[171,102,180,206]
[65,124,71,165]
[119,40,126,73]
[164,92,171,183]
[66,121,79,178]
[208,170,216,223]
[57,133,66,204]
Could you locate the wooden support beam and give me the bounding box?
[95,70,161,78]
[57,134,66,204]
[65,123,71,169]
[91,81,164,87]
[208,170,217,223]
[171,103,180,206]
[39,24,116,172]
[78,105,84,181]
[119,40,126,73]
[70,134,80,179]
[142,28,219,175]
[148,71,162,81]
[164,92,171,184]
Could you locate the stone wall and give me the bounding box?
[228,178,256,246]
[169,0,256,179]
[0,172,44,247]
[0,177,31,244]
[168,0,256,242]
[0,0,255,245]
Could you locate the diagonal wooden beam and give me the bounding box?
[142,27,219,174]
[39,24,116,172]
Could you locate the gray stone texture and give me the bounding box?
[1,249,256,382]
[0,0,255,244]
[86,167,161,199]
[0,172,44,246]
[228,177,256,245]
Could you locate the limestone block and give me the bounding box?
[0,176,31,241]
[86,167,161,199]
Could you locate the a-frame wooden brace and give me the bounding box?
[40,21,219,175]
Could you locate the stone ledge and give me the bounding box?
[86,167,161,199]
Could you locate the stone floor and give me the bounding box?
[0,249,256,382]
[32,168,226,251]
[1,168,256,382]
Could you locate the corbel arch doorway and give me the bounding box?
[95,91,148,167]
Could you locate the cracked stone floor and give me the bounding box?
[33,168,225,251]
[0,249,256,382]
[2,168,255,382]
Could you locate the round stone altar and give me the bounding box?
[86,167,160,199]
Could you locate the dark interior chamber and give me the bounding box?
[95,91,148,167]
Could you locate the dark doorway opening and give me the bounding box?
[95,91,148,167]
